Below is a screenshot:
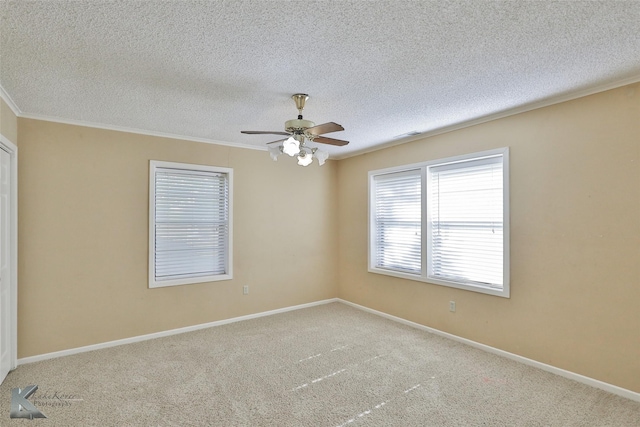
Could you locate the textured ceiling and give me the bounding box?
[1,1,640,158]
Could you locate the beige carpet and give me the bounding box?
[1,302,639,426]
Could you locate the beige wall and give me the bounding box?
[337,83,640,392]
[0,96,18,144]
[17,119,338,357]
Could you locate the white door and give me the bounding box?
[0,147,11,384]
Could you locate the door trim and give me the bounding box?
[0,134,17,374]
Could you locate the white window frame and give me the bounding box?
[368,148,509,298]
[149,161,233,288]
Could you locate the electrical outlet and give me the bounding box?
[243,285,249,295]
[449,301,456,312]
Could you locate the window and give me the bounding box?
[149,161,232,288]
[371,169,422,274]
[369,148,509,297]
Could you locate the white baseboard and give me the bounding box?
[18,298,338,365]
[337,299,640,403]
[17,297,639,403]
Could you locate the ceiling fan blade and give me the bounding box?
[313,135,349,146]
[266,138,287,145]
[241,131,291,136]
[305,122,344,136]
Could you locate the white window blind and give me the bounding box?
[150,162,232,288]
[428,156,503,288]
[372,169,422,274]
[368,148,509,297]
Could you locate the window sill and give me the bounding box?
[368,267,509,298]
[149,273,233,289]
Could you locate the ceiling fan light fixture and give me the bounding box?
[297,151,313,167]
[314,149,329,165]
[267,144,282,161]
[282,137,300,156]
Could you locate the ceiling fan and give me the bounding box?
[241,94,349,166]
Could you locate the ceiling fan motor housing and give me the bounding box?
[285,118,315,133]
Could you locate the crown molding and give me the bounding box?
[18,112,267,152]
[334,74,640,160]
[0,84,22,116]
[0,83,264,151]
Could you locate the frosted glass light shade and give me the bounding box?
[297,152,313,166]
[315,149,329,166]
[267,145,281,161]
[282,137,300,156]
